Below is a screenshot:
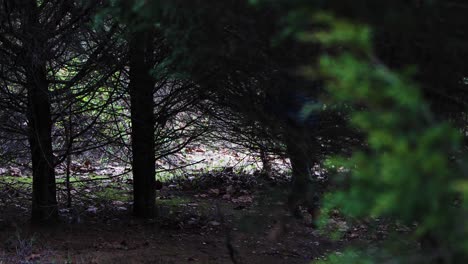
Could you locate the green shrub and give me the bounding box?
[302,13,468,263]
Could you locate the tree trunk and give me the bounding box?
[284,129,319,219]
[129,30,156,218]
[22,0,58,225]
[27,66,58,224]
[260,147,272,177]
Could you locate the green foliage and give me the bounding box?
[94,0,162,32]
[300,13,468,263]
[95,188,129,202]
[301,13,372,53]
[315,250,375,264]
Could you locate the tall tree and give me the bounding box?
[95,0,211,218]
[0,0,118,223]
[128,29,157,218]
[19,0,58,223]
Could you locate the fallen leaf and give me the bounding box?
[112,201,125,206]
[234,195,253,203]
[87,206,98,214]
[209,189,220,196]
[26,254,40,261]
[208,221,221,226]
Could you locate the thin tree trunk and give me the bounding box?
[259,147,272,177]
[65,103,73,208]
[129,30,156,218]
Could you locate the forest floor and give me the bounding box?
[0,146,396,264]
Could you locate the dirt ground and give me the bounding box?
[1,167,386,264]
[0,201,340,264]
[0,215,337,264]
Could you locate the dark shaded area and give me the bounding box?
[0,0,466,263]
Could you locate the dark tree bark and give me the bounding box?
[129,30,157,218]
[26,63,58,224]
[285,128,320,219]
[259,147,272,177]
[22,0,58,224]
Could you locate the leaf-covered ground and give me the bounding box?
[0,146,403,263]
[0,170,407,264]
